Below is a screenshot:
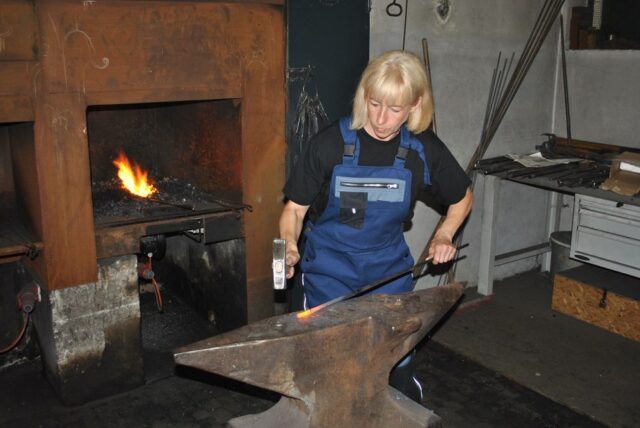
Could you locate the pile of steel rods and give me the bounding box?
[468,0,565,174]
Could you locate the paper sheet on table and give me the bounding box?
[507,152,581,168]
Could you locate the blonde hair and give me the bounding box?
[351,50,433,134]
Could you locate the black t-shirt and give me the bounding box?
[284,121,471,224]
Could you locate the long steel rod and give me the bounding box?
[485,1,563,149]
[560,14,571,140]
[302,250,468,317]
[422,38,437,134]
[480,54,500,144]
[488,1,563,140]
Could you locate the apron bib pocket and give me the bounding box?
[339,191,367,229]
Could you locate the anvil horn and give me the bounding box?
[175,282,464,428]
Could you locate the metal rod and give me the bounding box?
[402,0,409,51]
[485,0,564,148]
[301,252,468,317]
[489,0,556,132]
[560,14,571,140]
[146,197,195,211]
[422,37,437,134]
[480,55,500,145]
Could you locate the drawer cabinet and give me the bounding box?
[571,195,640,278]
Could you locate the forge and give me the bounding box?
[0,0,285,404]
[86,100,251,333]
[175,283,464,428]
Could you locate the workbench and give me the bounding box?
[477,173,640,295]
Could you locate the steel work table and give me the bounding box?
[477,173,640,295]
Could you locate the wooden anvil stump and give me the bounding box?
[174,282,464,427]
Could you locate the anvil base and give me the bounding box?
[228,386,441,428]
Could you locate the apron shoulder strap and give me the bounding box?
[398,126,431,185]
[339,117,358,166]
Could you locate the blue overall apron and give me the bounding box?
[301,117,431,309]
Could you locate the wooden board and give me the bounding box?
[552,265,640,342]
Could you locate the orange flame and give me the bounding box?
[113,151,157,198]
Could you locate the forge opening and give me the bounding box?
[87,98,243,225]
[87,99,248,337]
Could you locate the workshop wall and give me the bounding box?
[370,0,560,288]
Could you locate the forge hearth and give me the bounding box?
[87,99,248,260]
[92,177,237,223]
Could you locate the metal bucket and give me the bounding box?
[549,231,582,275]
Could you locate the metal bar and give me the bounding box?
[541,191,562,271]
[478,175,500,296]
[495,242,550,266]
[147,197,195,211]
[486,0,564,146]
[304,253,468,316]
[480,54,500,145]
[421,38,437,134]
[487,0,562,143]
[560,14,571,140]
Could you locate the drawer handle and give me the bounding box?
[574,254,590,261]
[599,289,608,309]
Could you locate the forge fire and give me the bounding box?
[113,151,157,198]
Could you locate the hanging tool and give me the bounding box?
[298,245,468,318]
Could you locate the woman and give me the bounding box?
[279,50,473,401]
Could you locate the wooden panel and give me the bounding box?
[33,92,97,289]
[0,96,33,123]
[0,62,38,122]
[552,266,640,342]
[239,7,286,322]
[38,1,255,102]
[0,1,37,61]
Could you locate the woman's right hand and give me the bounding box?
[279,200,310,279]
[285,241,300,279]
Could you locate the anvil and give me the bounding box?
[174,282,464,427]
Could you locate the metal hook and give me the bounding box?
[386,0,403,17]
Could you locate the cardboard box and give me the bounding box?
[552,265,640,342]
[600,151,640,196]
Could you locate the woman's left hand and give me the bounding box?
[427,233,457,264]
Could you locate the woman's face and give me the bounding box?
[364,96,418,141]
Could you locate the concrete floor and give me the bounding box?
[433,269,640,428]
[1,269,636,427]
